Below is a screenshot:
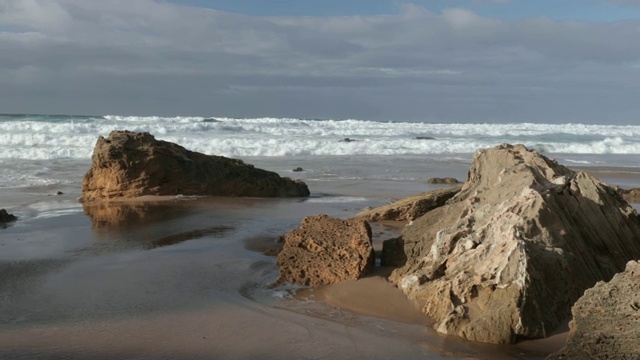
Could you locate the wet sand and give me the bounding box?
[1,156,640,360]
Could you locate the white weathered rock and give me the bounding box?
[389,144,640,344]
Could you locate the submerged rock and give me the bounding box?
[276,215,375,287]
[389,144,640,344]
[427,177,460,184]
[80,131,309,201]
[548,261,640,360]
[355,186,461,222]
[0,209,17,226]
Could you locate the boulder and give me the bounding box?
[80,131,309,201]
[427,177,460,184]
[389,144,640,344]
[548,261,640,360]
[0,209,17,226]
[276,215,375,287]
[617,187,640,204]
[355,186,461,222]
[292,167,304,172]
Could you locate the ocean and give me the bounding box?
[2,114,640,191]
[1,114,639,359]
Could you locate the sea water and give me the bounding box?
[1,114,639,192]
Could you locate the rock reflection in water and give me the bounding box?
[82,200,193,232]
[81,200,234,251]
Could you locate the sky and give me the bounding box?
[0,0,639,124]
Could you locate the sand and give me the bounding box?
[1,156,639,360]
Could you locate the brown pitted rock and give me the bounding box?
[389,144,640,344]
[427,177,460,184]
[80,131,309,201]
[354,186,461,222]
[0,209,17,226]
[548,261,640,360]
[276,215,375,287]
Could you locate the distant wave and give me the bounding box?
[1,114,639,159]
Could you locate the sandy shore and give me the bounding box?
[1,157,640,360]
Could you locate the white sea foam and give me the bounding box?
[1,115,640,160]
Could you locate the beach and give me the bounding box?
[1,151,639,360]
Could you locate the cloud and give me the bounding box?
[0,1,639,123]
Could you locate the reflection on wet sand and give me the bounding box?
[80,200,235,252]
[82,200,195,232]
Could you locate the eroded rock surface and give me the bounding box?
[276,215,375,287]
[80,131,309,202]
[618,187,640,204]
[548,261,640,360]
[355,187,461,222]
[389,144,640,344]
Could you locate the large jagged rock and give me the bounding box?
[80,131,309,201]
[355,186,461,222]
[548,260,640,360]
[276,215,375,287]
[389,144,640,344]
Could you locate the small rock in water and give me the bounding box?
[427,177,460,184]
[340,138,357,142]
[292,167,304,172]
[416,136,435,140]
[56,191,64,195]
[0,209,17,225]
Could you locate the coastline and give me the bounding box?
[1,154,639,359]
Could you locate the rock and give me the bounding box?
[381,237,407,267]
[0,209,17,226]
[80,131,309,201]
[292,167,304,172]
[416,136,435,140]
[340,138,357,142]
[263,248,279,257]
[355,186,461,222]
[56,191,64,195]
[617,187,640,204]
[427,177,460,184]
[276,215,375,287]
[548,261,640,360]
[389,144,640,344]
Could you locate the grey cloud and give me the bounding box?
[0,1,639,123]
